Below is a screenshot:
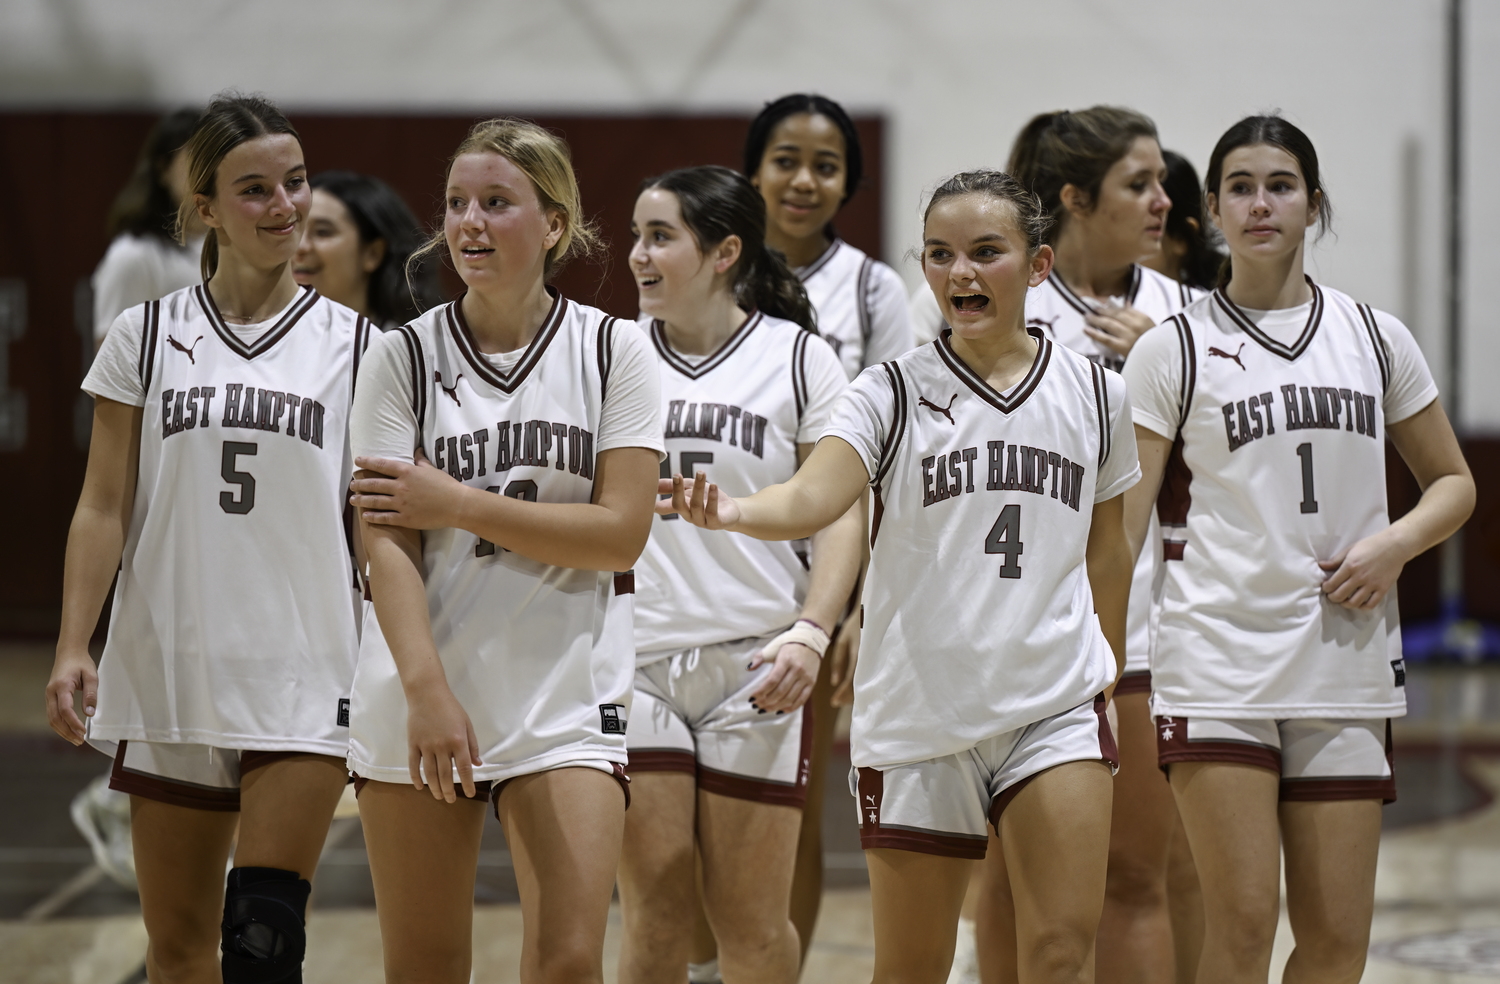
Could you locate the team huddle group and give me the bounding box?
[46,88,1475,984]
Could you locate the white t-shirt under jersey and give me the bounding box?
[83,284,369,754]
[796,238,914,379]
[634,313,847,657]
[346,293,664,785]
[1124,282,1437,719]
[825,329,1139,769]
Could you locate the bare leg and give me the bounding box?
[698,790,803,983]
[1169,763,1280,984]
[235,754,347,875]
[974,832,1018,984]
[1000,761,1113,984]
[497,767,626,984]
[131,797,238,984]
[1164,813,1202,984]
[618,771,698,984]
[1280,799,1381,984]
[1095,694,1175,983]
[789,651,835,967]
[867,848,974,984]
[359,779,487,984]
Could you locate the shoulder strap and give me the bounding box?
[349,316,373,406]
[391,324,428,447]
[1090,361,1111,468]
[138,300,160,393]
[596,315,617,408]
[871,362,908,491]
[1169,313,1197,432]
[791,330,811,424]
[856,256,875,344]
[1355,303,1391,395]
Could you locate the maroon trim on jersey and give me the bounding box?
[791,330,811,422]
[1213,277,1324,362]
[1157,434,1193,560]
[1090,362,1113,467]
[856,256,875,343]
[138,299,161,392]
[625,750,697,775]
[1095,693,1120,767]
[1154,716,1281,775]
[445,290,566,394]
[856,767,988,859]
[651,311,764,380]
[391,325,428,444]
[613,570,635,595]
[196,284,320,360]
[1114,671,1153,697]
[936,327,1052,415]
[870,362,908,491]
[596,316,617,407]
[796,238,843,282]
[1046,265,1143,317]
[1356,303,1391,394]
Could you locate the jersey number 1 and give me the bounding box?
[1296,443,1319,514]
[475,480,540,556]
[985,504,1024,578]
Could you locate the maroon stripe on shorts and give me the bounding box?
[624,750,697,776]
[1154,716,1280,775]
[1280,776,1397,804]
[1094,693,1120,767]
[109,740,241,813]
[490,763,631,819]
[698,765,807,809]
[856,766,987,859]
[1114,671,1152,697]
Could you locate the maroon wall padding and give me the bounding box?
[0,111,883,634]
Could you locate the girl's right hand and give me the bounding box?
[46,648,99,745]
[406,686,483,802]
[658,472,742,529]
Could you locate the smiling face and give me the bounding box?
[1207,143,1319,266]
[922,193,1052,341]
[444,151,563,293]
[196,133,309,270]
[629,187,740,323]
[293,189,383,314]
[750,113,847,245]
[1064,136,1171,267]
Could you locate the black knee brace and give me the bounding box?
[221,866,312,984]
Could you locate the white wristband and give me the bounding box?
[758,620,831,662]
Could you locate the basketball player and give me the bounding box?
[46,94,369,984]
[343,119,662,984]
[665,170,1138,984]
[1122,116,1473,981]
[744,92,915,971]
[911,107,1200,983]
[617,166,861,984]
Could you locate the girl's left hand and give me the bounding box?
[1082,302,1157,359]
[1319,530,1408,610]
[749,641,820,715]
[351,449,463,529]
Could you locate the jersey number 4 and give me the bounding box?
[475,480,540,556]
[985,504,1024,578]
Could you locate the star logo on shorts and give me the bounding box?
[867,810,878,824]
[1159,718,1178,742]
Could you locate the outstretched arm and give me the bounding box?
[661,435,870,541]
[1321,399,1474,609]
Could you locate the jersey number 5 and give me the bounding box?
[220,441,257,514]
[985,503,1024,578]
[475,480,540,556]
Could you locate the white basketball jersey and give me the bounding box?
[90,285,369,754]
[825,329,1139,769]
[1028,265,1202,675]
[1141,282,1415,718]
[348,296,640,784]
[633,313,846,656]
[796,239,914,379]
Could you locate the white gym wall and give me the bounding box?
[2,0,1494,427]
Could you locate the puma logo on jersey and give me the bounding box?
[919,393,957,424]
[1026,316,1058,332]
[168,334,203,364]
[1208,343,1246,370]
[436,371,463,406]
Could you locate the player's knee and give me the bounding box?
[147,932,222,984]
[1208,895,1279,962]
[220,866,311,984]
[1291,919,1370,979]
[713,913,794,964]
[1103,855,1168,910]
[1021,926,1093,979]
[532,941,602,984]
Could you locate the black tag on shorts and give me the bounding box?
[337,698,351,727]
[1391,659,1406,687]
[599,704,626,734]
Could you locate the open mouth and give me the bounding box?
[459,246,494,259]
[638,275,662,288]
[951,292,989,312]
